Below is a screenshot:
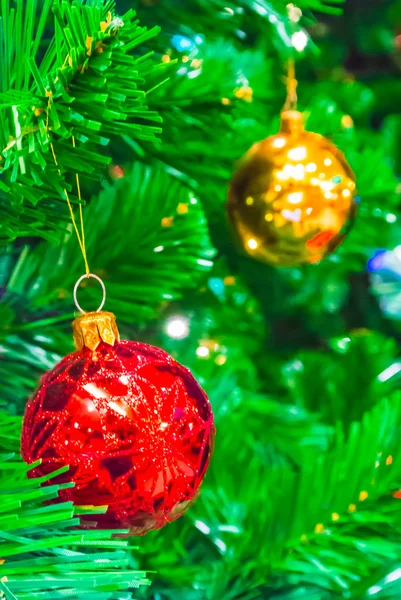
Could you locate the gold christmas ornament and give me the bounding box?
[228,56,357,267]
[227,109,358,267]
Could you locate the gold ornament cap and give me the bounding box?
[72,311,120,351]
[280,110,304,135]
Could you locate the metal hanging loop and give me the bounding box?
[73,273,106,315]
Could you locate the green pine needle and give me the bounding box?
[0,428,150,599]
[0,0,162,243]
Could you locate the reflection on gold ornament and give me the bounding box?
[227,110,358,267]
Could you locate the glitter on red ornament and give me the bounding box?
[21,339,215,535]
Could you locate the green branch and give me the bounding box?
[0,0,162,243]
[0,426,151,599]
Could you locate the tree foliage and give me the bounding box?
[2,0,401,598]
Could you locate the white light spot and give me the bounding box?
[165,315,190,340]
[247,238,258,250]
[321,181,335,192]
[255,4,268,15]
[190,197,197,204]
[293,164,305,180]
[188,69,202,79]
[385,568,401,584]
[288,192,303,204]
[214,538,227,553]
[154,246,164,253]
[292,31,308,52]
[292,360,304,371]
[196,346,210,358]
[367,586,382,596]
[83,384,106,400]
[272,137,286,149]
[197,259,213,267]
[324,158,332,166]
[288,146,306,161]
[195,520,211,534]
[337,337,350,350]
[305,163,317,172]
[282,208,301,222]
[35,335,51,343]
[219,525,240,533]
[378,362,401,383]
[386,214,397,223]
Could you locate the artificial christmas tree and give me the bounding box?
[3,0,401,599]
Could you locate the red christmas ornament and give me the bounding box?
[21,311,215,535]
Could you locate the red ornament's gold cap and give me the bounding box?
[72,311,120,351]
[280,110,304,135]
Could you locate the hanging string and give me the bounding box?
[283,58,298,112]
[46,93,90,275]
[71,134,88,270]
